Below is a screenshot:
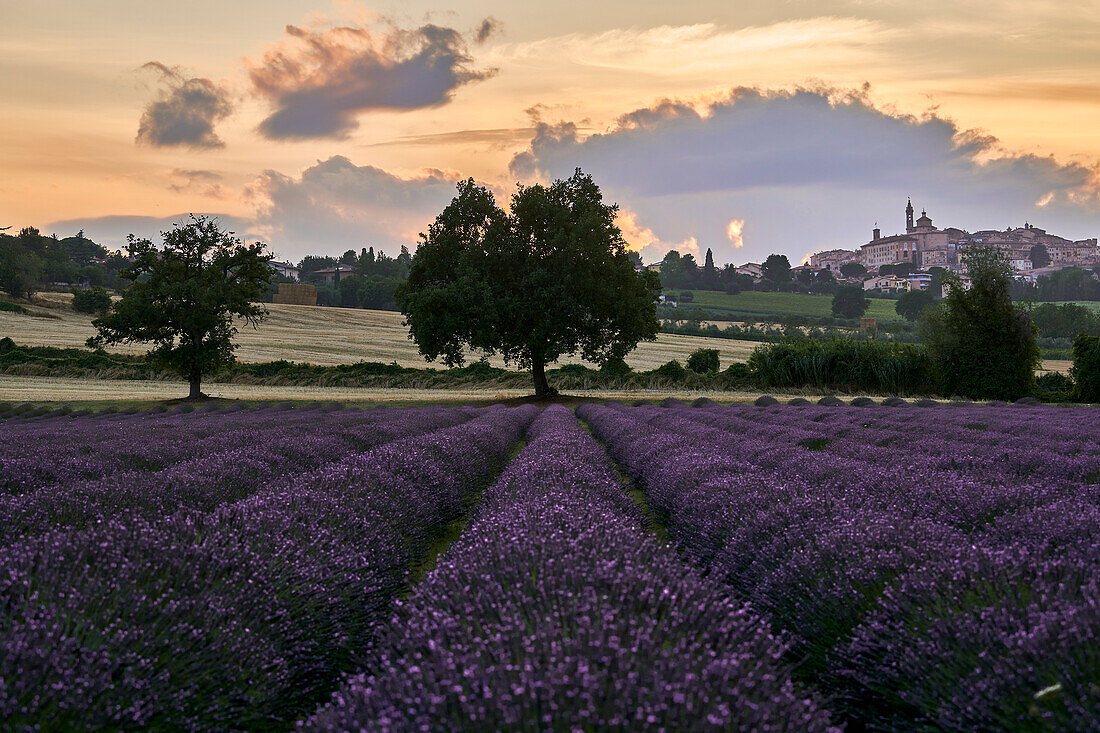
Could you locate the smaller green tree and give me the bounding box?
[920,246,1040,400]
[71,287,112,314]
[895,289,936,322]
[839,262,866,279]
[0,236,43,300]
[88,217,272,399]
[686,348,720,374]
[1070,334,1100,403]
[761,254,792,283]
[1029,244,1051,270]
[832,283,870,319]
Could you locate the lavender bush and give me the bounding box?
[578,401,1100,730]
[0,405,536,730]
[0,405,475,543]
[305,406,835,732]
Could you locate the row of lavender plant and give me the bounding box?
[0,406,477,544]
[0,404,537,731]
[609,403,1096,536]
[0,404,448,494]
[653,402,1099,487]
[578,402,1100,730]
[303,405,836,731]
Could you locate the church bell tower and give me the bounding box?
[905,198,915,232]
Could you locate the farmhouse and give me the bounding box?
[312,265,355,284]
[270,260,300,281]
[862,275,912,293]
[808,249,860,272]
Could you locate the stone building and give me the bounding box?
[808,249,861,272]
[856,199,1097,272]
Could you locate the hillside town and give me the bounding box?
[804,199,1099,291]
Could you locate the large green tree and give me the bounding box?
[397,170,661,397]
[89,217,272,399]
[920,246,1040,399]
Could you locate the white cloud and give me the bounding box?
[245,155,463,260]
[512,86,1100,264]
[616,207,700,263]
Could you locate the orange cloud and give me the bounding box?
[726,218,745,248]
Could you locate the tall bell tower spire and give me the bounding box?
[905,197,915,232]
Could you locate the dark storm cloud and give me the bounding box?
[475,17,501,44]
[135,62,233,149]
[510,87,1100,264]
[248,22,497,141]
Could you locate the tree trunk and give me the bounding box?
[188,374,203,400]
[532,357,557,399]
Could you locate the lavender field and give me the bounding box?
[2,399,1098,730]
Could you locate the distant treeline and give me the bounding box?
[659,318,1078,360]
[287,246,412,310]
[0,228,130,298]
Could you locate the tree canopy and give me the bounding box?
[761,254,792,283]
[920,246,1040,399]
[895,289,937,321]
[88,217,272,399]
[1029,244,1051,269]
[397,170,661,397]
[839,262,867,278]
[831,283,870,319]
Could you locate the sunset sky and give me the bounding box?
[3,0,1100,264]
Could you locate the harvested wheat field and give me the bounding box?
[4,293,1071,374]
[3,293,758,369]
[0,375,807,404]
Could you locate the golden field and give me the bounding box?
[2,293,759,370]
[0,293,1071,405]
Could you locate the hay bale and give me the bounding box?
[754,395,779,407]
[272,283,317,306]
